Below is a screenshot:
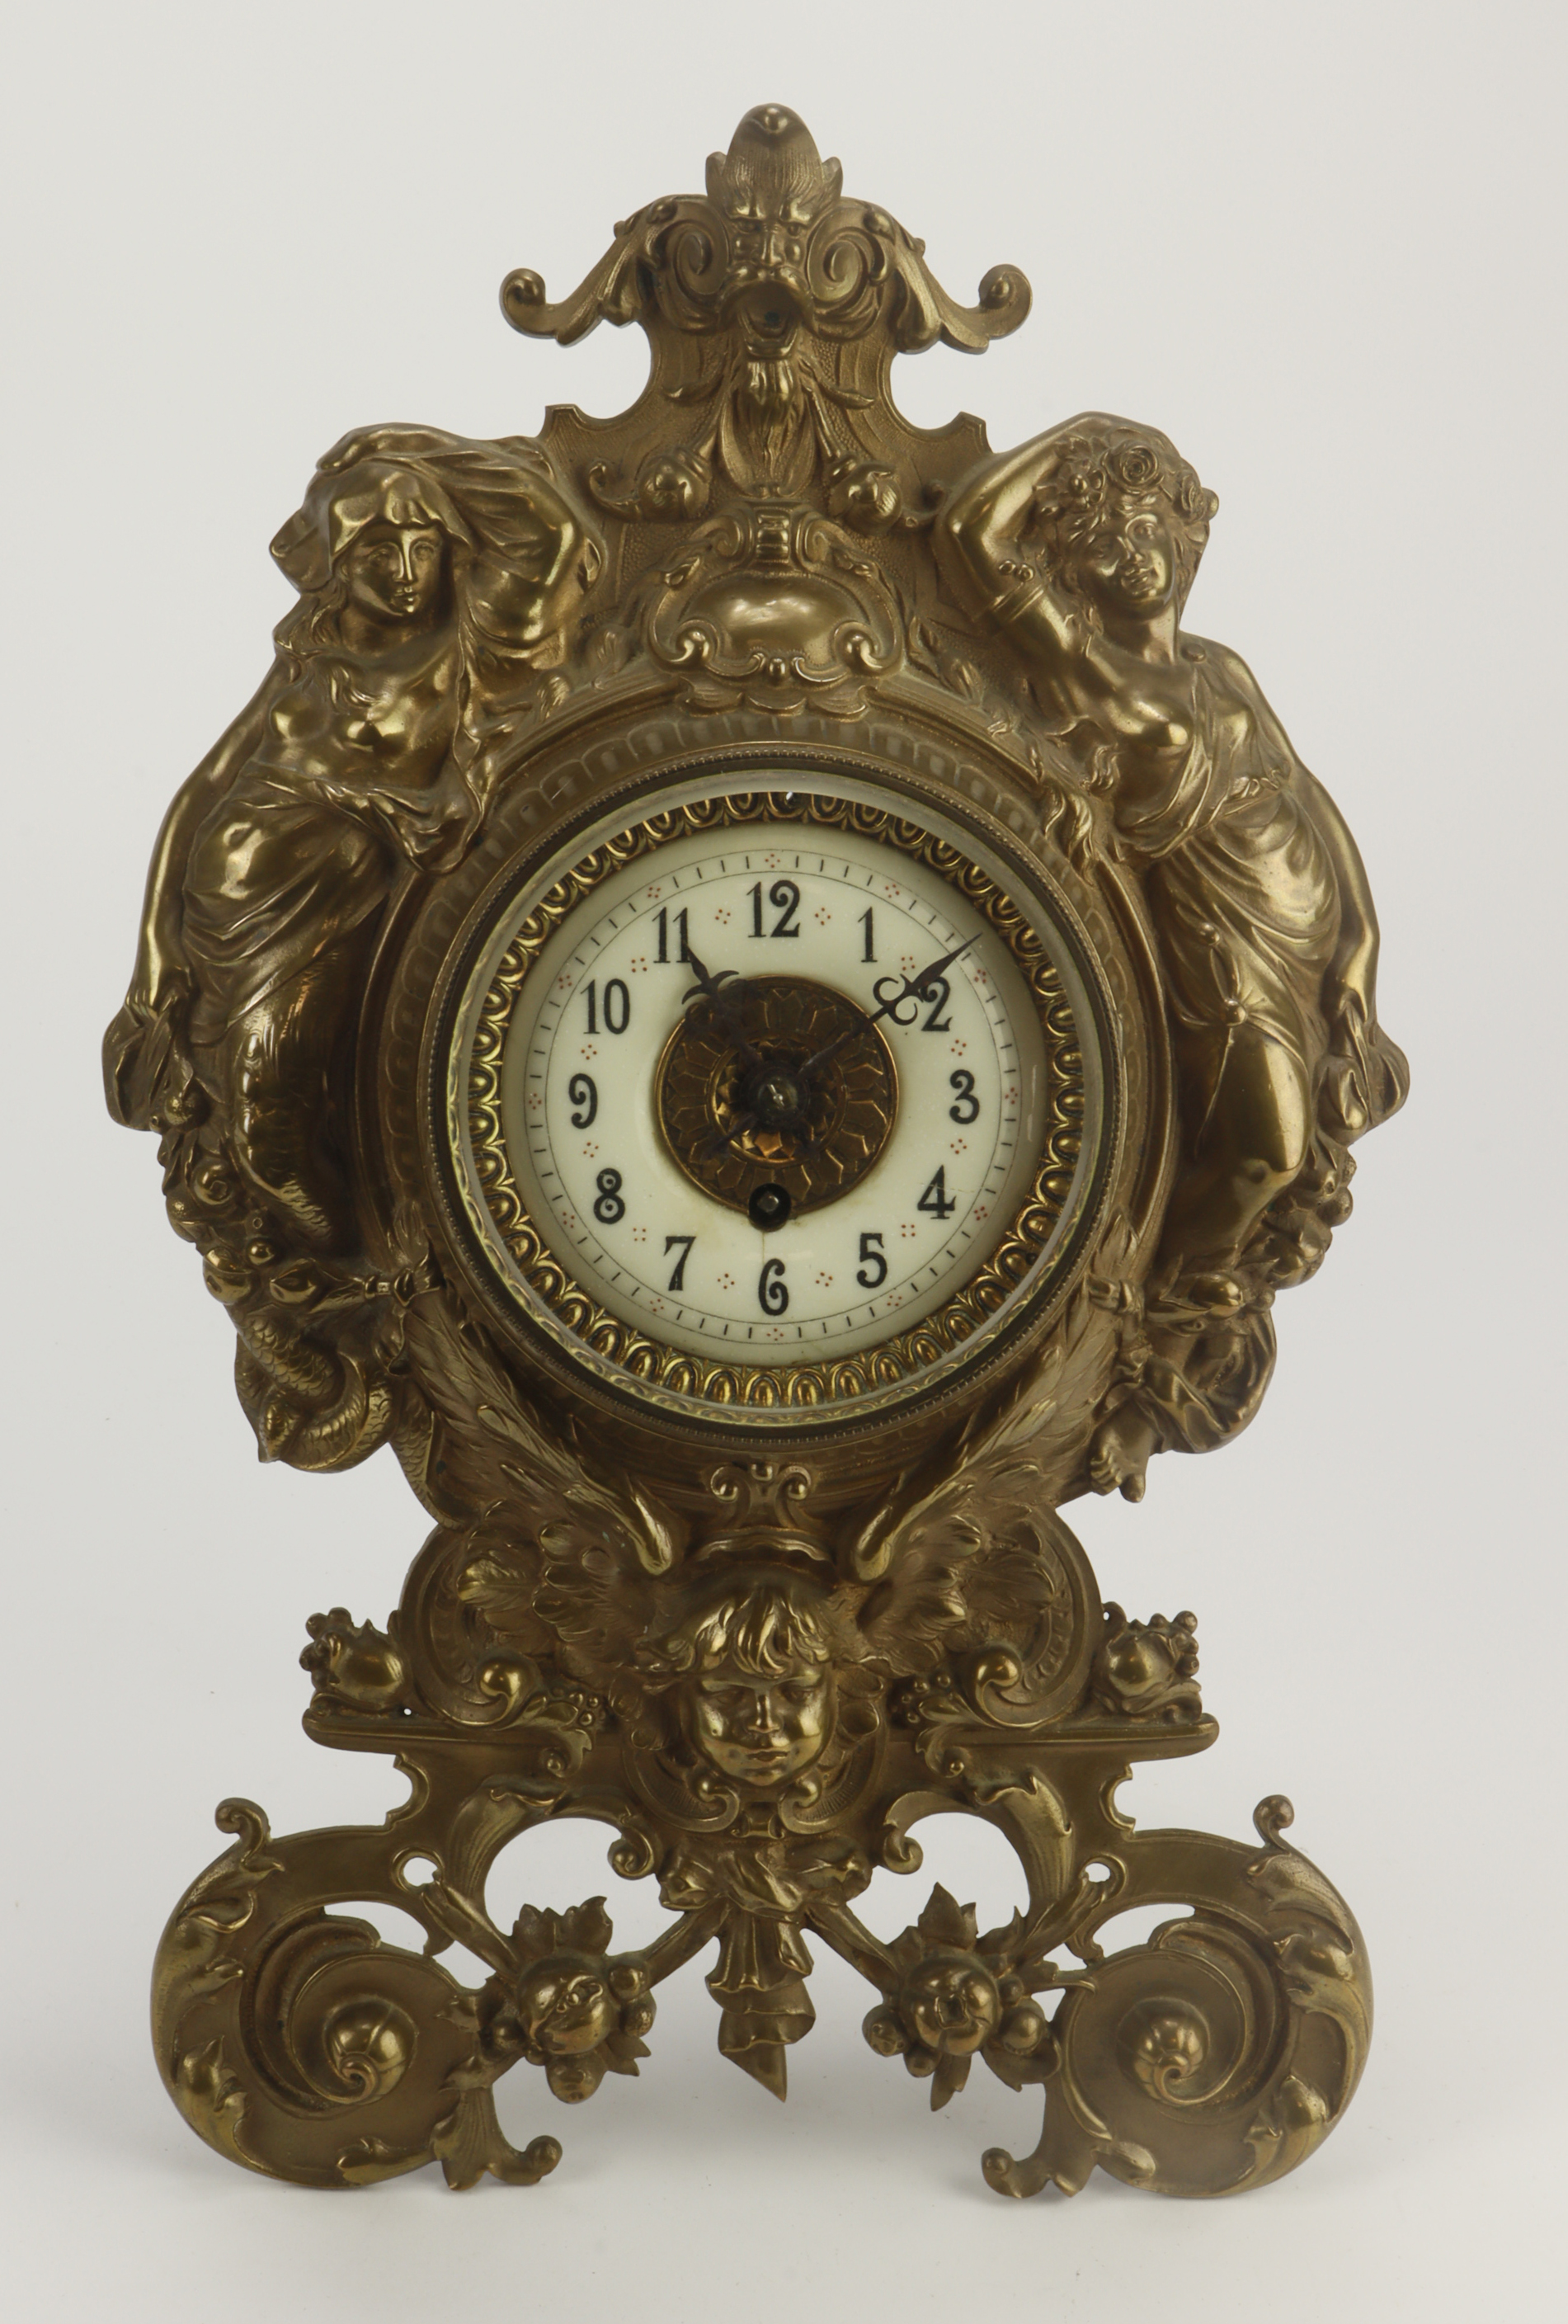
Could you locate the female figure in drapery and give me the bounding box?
[940,416,1407,1500]
[105,424,601,1253]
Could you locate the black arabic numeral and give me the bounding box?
[757,1256,789,1315]
[654,907,690,964]
[602,978,630,1033]
[855,1231,888,1289]
[749,879,800,937]
[948,1069,979,1124]
[593,1169,625,1224]
[920,975,952,1032]
[859,906,875,962]
[567,1072,598,1129]
[584,979,596,1034]
[917,1166,958,1220]
[664,1234,695,1291]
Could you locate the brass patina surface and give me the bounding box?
[107,106,1404,2200]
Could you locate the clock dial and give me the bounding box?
[501,830,1042,1360]
[445,782,1107,1426]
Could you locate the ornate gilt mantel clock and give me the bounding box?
[105,107,1407,2199]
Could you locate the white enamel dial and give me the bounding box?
[488,818,1050,1362]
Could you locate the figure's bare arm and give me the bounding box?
[939,431,1057,592]
[939,434,1110,712]
[517,467,597,593]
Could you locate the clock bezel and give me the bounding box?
[452,787,1082,1400]
[382,718,1152,1453]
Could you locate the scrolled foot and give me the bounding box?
[428,2089,563,2190]
[152,1800,586,2189]
[984,1809,1371,2200]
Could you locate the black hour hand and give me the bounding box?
[681,947,764,1068]
[680,945,737,1008]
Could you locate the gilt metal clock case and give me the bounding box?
[106,106,1406,2200]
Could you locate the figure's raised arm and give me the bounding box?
[939,430,1063,596]
[937,427,1106,707]
[465,462,603,657]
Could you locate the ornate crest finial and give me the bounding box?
[499,103,1029,368]
[705,104,843,223]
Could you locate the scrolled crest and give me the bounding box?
[501,103,1029,370]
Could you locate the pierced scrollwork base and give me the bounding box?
[154,1534,1368,2200]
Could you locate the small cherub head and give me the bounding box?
[648,1572,842,1790]
[514,1955,619,2059]
[482,1899,654,2103]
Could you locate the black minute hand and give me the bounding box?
[798,935,980,1083]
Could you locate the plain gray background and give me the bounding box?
[3,2,1560,2316]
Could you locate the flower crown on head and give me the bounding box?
[1026,427,1218,619]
